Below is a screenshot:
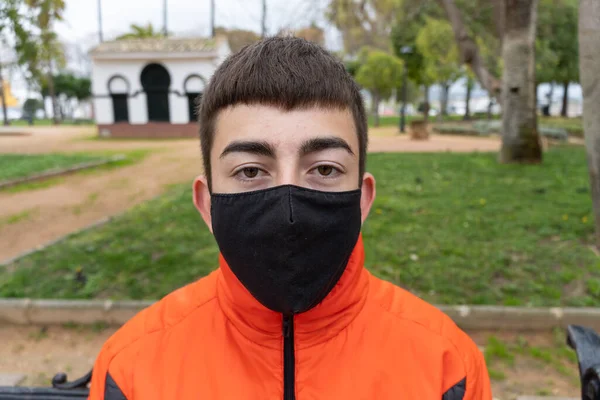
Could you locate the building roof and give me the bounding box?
[90,37,221,56]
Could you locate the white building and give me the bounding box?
[90,36,231,138]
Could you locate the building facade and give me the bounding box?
[90,37,231,138]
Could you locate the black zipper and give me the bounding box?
[283,315,296,400]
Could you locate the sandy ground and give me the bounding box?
[0,127,203,263]
[0,126,501,263]
[0,325,579,399]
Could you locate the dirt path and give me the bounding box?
[0,128,203,263]
[0,126,501,263]
[0,325,579,398]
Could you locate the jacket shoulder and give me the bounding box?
[101,270,219,360]
[89,271,220,399]
[369,273,470,344]
[367,274,489,397]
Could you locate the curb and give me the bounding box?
[0,299,154,326]
[0,155,127,190]
[438,305,600,332]
[2,300,600,331]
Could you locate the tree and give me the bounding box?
[0,0,30,126]
[326,0,402,53]
[499,0,541,163]
[415,17,462,116]
[535,37,559,86]
[579,0,600,248]
[25,0,66,125]
[390,1,443,121]
[436,0,502,97]
[215,27,260,53]
[47,72,91,120]
[116,23,165,40]
[438,0,542,164]
[294,24,325,46]
[22,97,43,122]
[536,0,578,117]
[354,48,404,127]
[463,68,476,120]
[0,3,18,126]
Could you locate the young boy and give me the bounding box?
[89,36,492,400]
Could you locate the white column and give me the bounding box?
[129,94,148,124]
[170,93,189,124]
[94,98,113,124]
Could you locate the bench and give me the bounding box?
[0,370,91,400]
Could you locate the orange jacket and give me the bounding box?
[89,236,492,399]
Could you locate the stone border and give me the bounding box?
[1,300,600,331]
[0,155,127,190]
[0,299,153,325]
[440,305,600,332]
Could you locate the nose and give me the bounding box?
[273,159,301,188]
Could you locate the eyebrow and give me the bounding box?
[220,140,276,159]
[299,137,355,157]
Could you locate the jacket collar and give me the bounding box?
[216,235,369,350]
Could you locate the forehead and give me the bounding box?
[212,105,358,154]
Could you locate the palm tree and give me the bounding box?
[116,23,165,40]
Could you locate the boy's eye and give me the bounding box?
[242,167,259,178]
[317,165,334,176]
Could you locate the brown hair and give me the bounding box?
[198,36,368,190]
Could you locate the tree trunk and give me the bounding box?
[42,96,48,119]
[437,0,502,100]
[546,82,555,116]
[561,81,569,117]
[464,77,473,120]
[579,0,600,248]
[441,83,450,117]
[499,0,542,164]
[371,92,380,127]
[0,62,9,126]
[47,72,60,125]
[423,85,430,123]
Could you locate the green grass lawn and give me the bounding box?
[0,153,108,183]
[1,147,598,306]
[540,116,584,137]
[372,115,583,138]
[368,114,485,128]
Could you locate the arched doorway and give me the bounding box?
[141,63,171,122]
[107,75,130,123]
[184,74,205,122]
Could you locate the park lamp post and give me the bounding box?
[399,46,413,133]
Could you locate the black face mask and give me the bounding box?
[211,185,362,316]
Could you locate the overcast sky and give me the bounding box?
[57,0,331,43]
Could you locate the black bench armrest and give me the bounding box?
[0,370,92,400]
[567,324,600,400]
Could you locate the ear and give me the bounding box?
[193,175,213,233]
[359,172,376,225]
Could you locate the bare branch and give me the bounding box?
[436,0,502,99]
